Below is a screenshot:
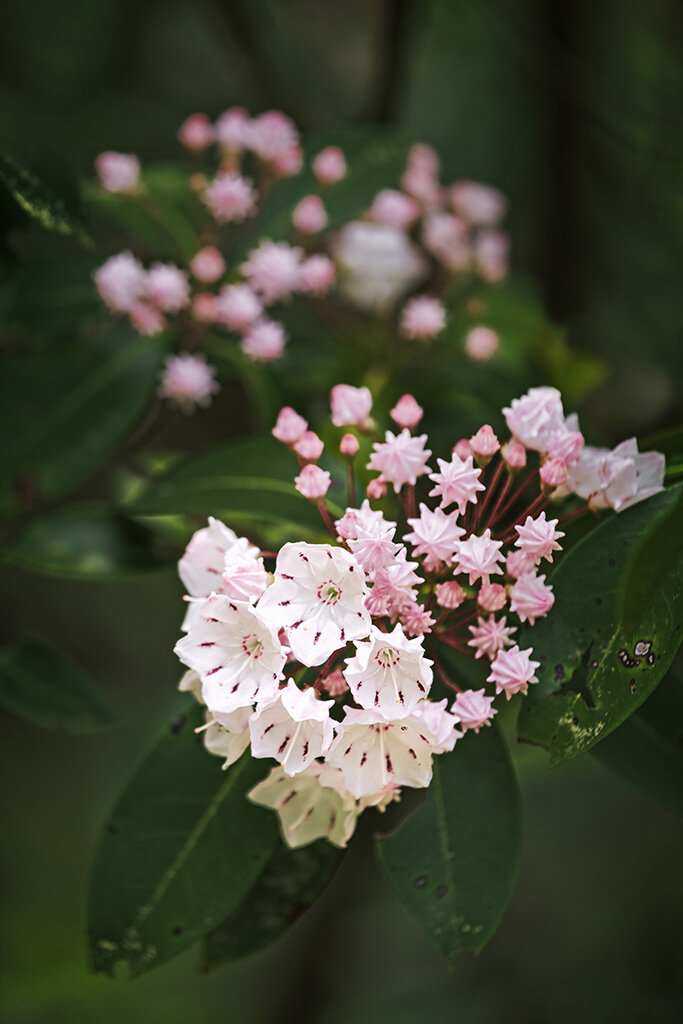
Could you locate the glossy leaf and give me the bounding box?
[201,840,343,970]
[88,705,278,978]
[0,152,88,241]
[518,485,683,764]
[0,634,112,733]
[3,504,174,579]
[375,725,522,967]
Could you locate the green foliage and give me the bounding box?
[3,503,174,579]
[201,840,343,970]
[591,670,683,817]
[0,152,88,242]
[375,725,522,967]
[518,485,683,764]
[0,633,112,733]
[88,704,278,979]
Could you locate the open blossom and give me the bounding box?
[292,195,327,234]
[332,221,428,314]
[343,624,433,719]
[295,464,331,501]
[488,645,540,699]
[370,189,420,229]
[221,545,269,604]
[515,512,564,564]
[241,240,302,304]
[412,699,461,754]
[190,246,225,283]
[178,517,250,598]
[369,430,432,491]
[335,499,392,542]
[390,394,423,430]
[178,113,214,151]
[203,171,256,223]
[249,681,335,775]
[94,251,146,312]
[327,708,435,798]
[158,353,219,412]
[453,529,504,584]
[464,326,500,362]
[215,284,262,331]
[298,254,335,295]
[330,384,373,429]
[429,453,484,514]
[249,764,357,849]
[273,406,307,445]
[468,615,516,660]
[312,146,346,185]
[450,181,506,225]
[95,151,140,193]
[452,689,497,732]
[400,296,446,341]
[215,107,251,152]
[249,110,299,164]
[566,439,665,512]
[546,428,584,467]
[241,319,287,362]
[509,573,554,624]
[504,386,566,452]
[146,262,190,311]
[202,708,251,769]
[257,543,371,666]
[405,504,464,570]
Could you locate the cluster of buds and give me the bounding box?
[173,384,665,849]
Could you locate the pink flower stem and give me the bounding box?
[473,456,504,529]
[496,493,548,543]
[558,503,590,524]
[493,467,539,523]
[404,483,417,520]
[347,462,356,507]
[429,646,464,694]
[317,502,338,540]
[259,550,278,559]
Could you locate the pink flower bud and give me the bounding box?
[190,246,225,283]
[158,353,219,412]
[215,107,251,152]
[540,458,568,490]
[450,181,507,226]
[475,229,509,283]
[295,464,331,501]
[367,478,388,500]
[464,326,500,362]
[370,189,420,229]
[502,440,527,470]
[95,152,140,194]
[214,284,262,331]
[292,195,327,234]
[506,549,537,580]
[130,302,165,337]
[298,254,335,296]
[178,113,215,151]
[240,319,287,362]
[294,430,324,463]
[546,429,584,467]
[330,384,373,428]
[400,295,446,341]
[146,263,190,312]
[390,394,424,430]
[453,439,472,460]
[470,424,500,461]
[320,669,348,696]
[478,582,507,612]
[436,580,467,609]
[203,171,257,224]
[271,144,303,179]
[192,292,218,323]
[340,433,360,457]
[273,406,308,445]
[312,146,347,185]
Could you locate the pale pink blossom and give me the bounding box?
[369,430,432,491]
[130,302,165,336]
[451,688,497,732]
[436,580,466,609]
[95,152,140,194]
[366,552,421,618]
[514,512,564,564]
[401,144,441,207]
[312,146,347,185]
[94,251,146,312]
[201,708,251,769]
[412,698,462,754]
[249,110,299,164]
[215,283,262,331]
[335,499,394,543]
[241,240,302,304]
[464,326,500,362]
[190,246,225,283]
[509,573,554,624]
[221,545,269,604]
[546,429,584,467]
[192,292,218,323]
[475,229,509,282]
[249,763,358,849]
[272,144,303,178]
[450,181,507,225]
[294,430,324,463]
[203,171,256,223]
[321,668,348,696]
[215,107,251,152]
[453,439,472,460]
[344,623,433,719]
[366,478,388,500]
[504,387,566,452]
[348,519,400,577]
[146,262,190,312]
[328,707,435,797]
[405,503,465,571]
[400,602,436,637]
[390,394,423,430]
[469,424,500,461]
[400,295,446,341]
[370,189,420,229]
[453,529,504,584]
[294,463,330,502]
[428,453,484,514]
[339,433,360,457]
[505,549,538,579]
[422,212,470,270]
[502,440,527,469]
[468,615,516,660]
[330,384,373,428]
[331,221,428,314]
[273,406,308,445]
[298,254,335,295]
[178,113,214,151]
[241,319,287,362]
[540,458,568,489]
[292,194,327,234]
[566,440,665,512]
[488,645,540,699]
[178,517,249,598]
[249,681,335,775]
[158,353,219,412]
[478,582,507,612]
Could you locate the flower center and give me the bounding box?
[317,580,341,605]
[242,633,264,659]
[376,648,401,669]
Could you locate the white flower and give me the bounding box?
[178,517,252,597]
[221,544,269,603]
[327,707,436,798]
[201,708,251,768]
[343,623,433,720]
[566,439,665,511]
[249,681,336,776]
[248,763,358,849]
[174,594,285,714]
[411,698,462,754]
[503,387,566,452]
[331,221,429,314]
[256,542,371,666]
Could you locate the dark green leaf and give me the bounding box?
[518,485,683,764]
[590,671,683,817]
[0,633,112,733]
[201,840,343,970]
[3,504,174,579]
[0,152,88,241]
[88,705,278,979]
[375,725,522,966]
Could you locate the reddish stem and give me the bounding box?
[473,457,504,530]
[494,467,539,523]
[430,648,464,694]
[317,502,338,540]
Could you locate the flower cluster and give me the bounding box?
[173,384,665,850]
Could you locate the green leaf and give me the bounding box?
[0,327,163,516]
[590,671,683,817]
[0,152,88,241]
[129,436,341,529]
[375,725,522,967]
[88,705,278,979]
[0,633,112,734]
[201,840,343,970]
[518,485,683,764]
[3,503,174,579]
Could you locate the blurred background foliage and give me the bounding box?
[1,0,682,1021]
